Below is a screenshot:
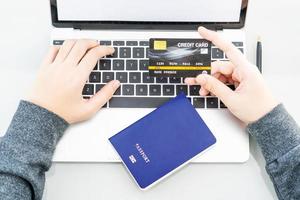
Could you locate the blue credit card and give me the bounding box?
[109,93,216,189]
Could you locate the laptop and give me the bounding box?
[50,0,249,163]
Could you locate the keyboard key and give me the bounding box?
[114,87,121,95]
[83,84,94,95]
[113,60,124,70]
[193,97,205,108]
[113,41,125,46]
[227,84,235,90]
[107,47,118,58]
[100,41,111,46]
[169,77,181,83]
[176,85,188,95]
[133,48,144,58]
[220,101,227,108]
[93,64,98,71]
[189,85,200,96]
[126,41,138,46]
[238,48,244,53]
[96,84,105,92]
[136,85,148,96]
[129,72,141,83]
[53,40,64,45]
[139,41,149,46]
[156,77,168,83]
[139,60,149,71]
[99,60,111,70]
[163,85,175,96]
[126,60,138,70]
[149,85,161,96]
[143,72,154,83]
[102,103,108,108]
[109,97,171,108]
[89,72,101,83]
[232,42,243,47]
[212,48,224,59]
[122,84,134,95]
[102,72,114,83]
[207,97,219,108]
[119,47,131,58]
[116,72,128,83]
[146,48,149,58]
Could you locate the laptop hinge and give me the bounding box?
[73,26,82,30]
[72,24,224,31]
[214,25,224,31]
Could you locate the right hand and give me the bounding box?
[185,27,279,124]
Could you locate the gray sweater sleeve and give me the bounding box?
[0,100,69,200]
[247,104,300,200]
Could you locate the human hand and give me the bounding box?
[26,39,120,124]
[185,27,279,124]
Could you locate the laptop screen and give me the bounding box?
[56,0,243,22]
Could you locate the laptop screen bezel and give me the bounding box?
[50,0,247,30]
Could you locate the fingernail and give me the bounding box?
[198,26,205,32]
[109,47,115,54]
[112,80,120,89]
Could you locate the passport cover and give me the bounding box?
[109,93,216,189]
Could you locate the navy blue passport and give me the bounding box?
[109,93,216,189]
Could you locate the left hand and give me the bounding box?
[26,39,120,124]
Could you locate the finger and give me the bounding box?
[199,73,227,96]
[184,77,197,85]
[228,77,235,84]
[198,27,249,69]
[185,61,234,83]
[195,74,236,106]
[185,78,211,96]
[200,73,227,96]
[65,39,99,65]
[218,74,228,83]
[41,46,60,65]
[85,80,120,112]
[211,61,235,76]
[77,46,115,82]
[234,81,240,89]
[200,87,210,96]
[54,40,76,63]
[185,77,210,96]
[232,67,244,82]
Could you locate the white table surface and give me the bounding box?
[0,0,300,199]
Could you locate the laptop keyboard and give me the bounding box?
[53,40,244,109]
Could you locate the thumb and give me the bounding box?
[86,80,120,113]
[195,74,236,106]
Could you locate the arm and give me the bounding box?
[185,27,300,200]
[0,40,120,200]
[0,101,68,200]
[247,104,300,200]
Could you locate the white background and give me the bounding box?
[57,0,241,22]
[0,0,300,199]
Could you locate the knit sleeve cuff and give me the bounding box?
[247,104,300,163]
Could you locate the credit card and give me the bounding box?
[149,38,211,77]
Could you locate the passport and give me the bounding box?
[109,93,216,189]
[149,38,212,77]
